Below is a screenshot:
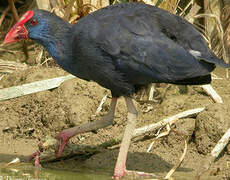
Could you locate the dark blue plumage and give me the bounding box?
[25,2,229,97]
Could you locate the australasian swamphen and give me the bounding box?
[4,2,230,179]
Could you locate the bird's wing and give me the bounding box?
[91,2,229,70]
[93,14,214,84]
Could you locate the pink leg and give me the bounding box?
[56,97,117,157]
[28,151,41,167]
[113,97,137,179]
[34,151,41,167]
[113,97,157,179]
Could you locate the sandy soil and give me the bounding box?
[0,66,229,179]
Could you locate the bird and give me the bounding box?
[4,2,229,179]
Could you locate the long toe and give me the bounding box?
[127,170,158,178]
[113,168,127,180]
[125,170,158,179]
[55,130,71,157]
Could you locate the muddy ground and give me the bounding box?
[0,66,229,179]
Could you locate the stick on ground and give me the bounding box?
[133,107,205,138]
[95,95,107,115]
[0,75,75,101]
[201,84,223,103]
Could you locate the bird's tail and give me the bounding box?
[189,50,230,68]
[200,56,230,68]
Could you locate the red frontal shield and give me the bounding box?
[4,10,34,44]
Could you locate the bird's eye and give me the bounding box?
[30,19,37,26]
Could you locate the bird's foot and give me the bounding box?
[27,151,41,168]
[27,142,44,167]
[113,169,157,179]
[113,168,127,180]
[55,129,72,157]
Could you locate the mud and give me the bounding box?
[0,66,230,179]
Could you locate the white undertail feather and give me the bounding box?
[189,49,202,58]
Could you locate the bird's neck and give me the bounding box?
[35,26,73,68]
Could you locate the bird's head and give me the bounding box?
[4,10,33,44]
[4,10,72,63]
[4,10,71,45]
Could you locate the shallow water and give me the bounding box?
[0,162,224,180]
[0,163,111,180]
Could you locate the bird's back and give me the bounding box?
[70,3,229,96]
[86,2,223,64]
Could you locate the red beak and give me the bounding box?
[4,10,34,44]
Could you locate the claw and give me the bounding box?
[55,130,71,157]
[113,167,127,179]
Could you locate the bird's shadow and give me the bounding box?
[0,145,193,177]
[76,149,193,174]
[38,144,193,176]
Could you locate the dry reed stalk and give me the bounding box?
[180,0,194,17]
[184,3,201,23]
[194,13,228,78]
[8,0,28,58]
[35,49,43,64]
[0,6,10,28]
[164,129,188,179]
[63,0,75,20]
[0,59,27,74]
[36,0,51,10]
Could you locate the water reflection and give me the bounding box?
[0,163,111,180]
